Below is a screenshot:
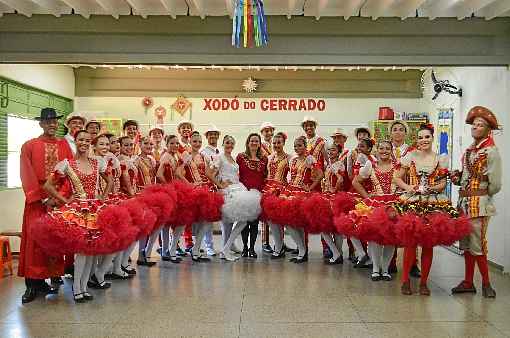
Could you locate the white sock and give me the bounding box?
[192,223,210,256]
[146,226,163,258]
[288,228,306,258]
[321,233,341,260]
[222,221,246,256]
[73,254,87,295]
[270,222,283,254]
[81,256,94,293]
[333,234,344,255]
[122,242,136,267]
[95,253,115,283]
[368,242,382,273]
[169,226,184,257]
[381,246,395,274]
[221,221,233,248]
[351,238,366,259]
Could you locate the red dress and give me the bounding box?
[137,155,156,189]
[32,158,139,256]
[118,155,139,195]
[236,153,267,191]
[18,136,73,279]
[305,136,326,171]
[262,153,289,195]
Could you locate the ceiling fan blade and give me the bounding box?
[431,70,439,84]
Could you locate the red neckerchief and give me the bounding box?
[468,136,495,151]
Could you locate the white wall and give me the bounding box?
[447,67,509,269]
[75,96,433,153]
[0,64,75,98]
[0,64,75,251]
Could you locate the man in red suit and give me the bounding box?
[18,108,74,304]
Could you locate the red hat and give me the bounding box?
[466,106,500,130]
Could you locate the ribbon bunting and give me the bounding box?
[232,0,268,48]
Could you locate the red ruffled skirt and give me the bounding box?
[32,199,139,256]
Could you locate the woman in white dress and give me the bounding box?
[208,135,262,261]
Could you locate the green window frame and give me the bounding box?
[0,76,73,189]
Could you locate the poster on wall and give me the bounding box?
[97,118,123,136]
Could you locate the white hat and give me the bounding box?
[65,113,87,127]
[325,137,336,149]
[149,125,165,135]
[260,121,275,132]
[204,124,221,135]
[301,116,318,128]
[177,119,194,130]
[331,128,348,138]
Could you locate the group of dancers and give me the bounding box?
[17,105,502,304]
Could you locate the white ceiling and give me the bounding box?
[0,0,509,20]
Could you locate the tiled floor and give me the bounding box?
[1,236,509,338]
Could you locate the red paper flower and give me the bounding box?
[142,97,154,109]
[155,106,167,119]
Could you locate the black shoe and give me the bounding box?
[283,244,296,253]
[271,248,286,259]
[51,277,64,285]
[73,293,85,303]
[89,275,111,289]
[295,253,308,264]
[136,259,157,267]
[354,255,370,269]
[191,255,210,262]
[326,256,343,265]
[241,248,249,257]
[169,256,182,264]
[64,265,74,277]
[110,272,132,280]
[37,282,59,295]
[262,243,273,254]
[121,265,136,275]
[323,247,333,259]
[410,265,421,278]
[248,248,258,258]
[22,287,38,304]
[137,251,157,267]
[82,292,94,301]
[176,247,187,257]
[371,272,382,281]
[290,248,299,255]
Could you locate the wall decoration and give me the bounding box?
[232,0,268,48]
[170,95,192,121]
[96,118,123,136]
[142,96,154,116]
[370,119,427,147]
[242,77,258,93]
[154,105,167,124]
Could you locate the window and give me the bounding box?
[7,115,42,188]
[0,76,73,188]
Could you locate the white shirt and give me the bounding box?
[200,145,220,163]
[64,133,76,155]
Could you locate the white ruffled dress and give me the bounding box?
[212,153,262,223]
